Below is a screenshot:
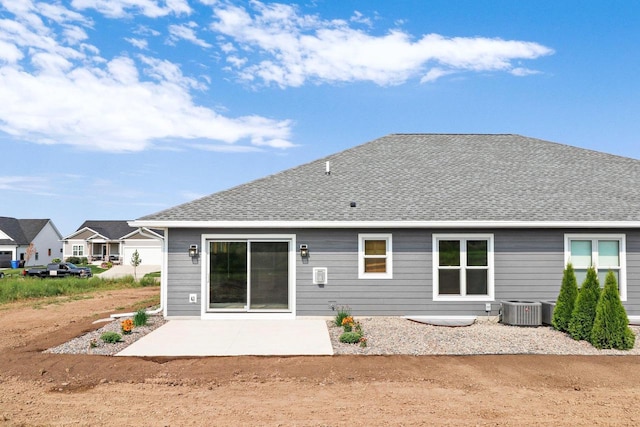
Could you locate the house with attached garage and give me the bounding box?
[130,134,640,321]
[62,220,163,265]
[0,217,63,268]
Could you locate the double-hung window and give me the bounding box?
[565,234,626,300]
[358,234,392,279]
[72,245,84,257]
[433,234,494,301]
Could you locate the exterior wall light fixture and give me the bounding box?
[188,244,199,258]
[300,244,309,258]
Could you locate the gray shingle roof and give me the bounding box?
[0,217,53,245]
[77,220,138,240]
[19,219,52,241]
[0,217,28,245]
[72,220,164,239]
[137,134,640,224]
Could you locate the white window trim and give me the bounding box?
[358,233,393,279]
[200,234,296,319]
[564,234,626,301]
[433,234,495,301]
[72,244,84,257]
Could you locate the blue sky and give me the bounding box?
[1,0,639,236]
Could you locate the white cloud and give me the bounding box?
[211,1,554,87]
[168,22,212,48]
[71,0,191,18]
[125,37,148,50]
[0,0,293,153]
[0,175,53,195]
[350,11,372,27]
[511,67,540,77]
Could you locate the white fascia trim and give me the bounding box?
[121,227,165,240]
[62,227,100,240]
[130,220,640,229]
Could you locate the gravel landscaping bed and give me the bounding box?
[45,316,640,356]
[45,315,167,356]
[328,317,640,356]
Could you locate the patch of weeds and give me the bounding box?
[100,331,121,344]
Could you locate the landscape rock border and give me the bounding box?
[45,316,640,356]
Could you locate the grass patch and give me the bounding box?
[31,294,94,309]
[0,275,159,305]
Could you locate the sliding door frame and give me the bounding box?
[200,233,297,319]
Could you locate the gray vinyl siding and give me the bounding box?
[164,227,640,317]
[626,233,640,315]
[166,228,204,317]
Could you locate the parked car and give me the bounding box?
[26,263,92,278]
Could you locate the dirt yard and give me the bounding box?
[1,288,640,426]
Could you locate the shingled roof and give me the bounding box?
[0,217,57,245]
[0,217,28,245]
[135,134,640,225]
[75,220,142,240]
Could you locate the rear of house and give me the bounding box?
[131,134,640,320]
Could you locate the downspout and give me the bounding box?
[110,227,167,319]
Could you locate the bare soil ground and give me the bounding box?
[2,288,640,426]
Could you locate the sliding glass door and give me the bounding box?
[208,240,290,311]
[209,242,248,309]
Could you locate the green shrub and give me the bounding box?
[139,276,158,287]
[590,271,636,350]
[133,309,148,327]
[51,258,62,263]
[100,331,122,344]
[66,257,81,264]
[568,267,601,341]
[552,263,579,332]
[339,331,362,344]
[334,305,351,327]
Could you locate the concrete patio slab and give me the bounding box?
[97,264,160,279]
[116,319,334,357]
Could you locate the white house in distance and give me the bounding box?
[0,217,63,267]
[62,220,163,265]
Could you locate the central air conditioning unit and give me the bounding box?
[500,300,542,326]
[540,300,556,326]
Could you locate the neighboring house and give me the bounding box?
[0,217,63,267]
[62,220,163,265]
[130,134,640,320]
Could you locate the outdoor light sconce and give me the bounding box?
[300,244,309,258]
[188,244,199,258]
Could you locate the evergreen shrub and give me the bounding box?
[568,267,601,341]
[552,263,579,332]
[590,271,636,350]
